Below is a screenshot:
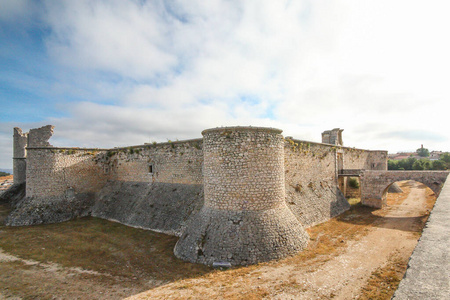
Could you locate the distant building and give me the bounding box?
[430,151,444,161]
[389,149,445,161]
[388,152,420,160]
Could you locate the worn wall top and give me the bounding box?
[28,125,54,148]
[322,128,344,146]
[13,127,28,158]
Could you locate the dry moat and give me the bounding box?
[0,179,436,299]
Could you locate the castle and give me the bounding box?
[7,125,388,266]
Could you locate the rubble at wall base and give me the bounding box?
[174,205,309,266]
[6,193,94,226]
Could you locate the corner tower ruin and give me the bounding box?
[12,125,55,185]
[174,126,309,265]
[322,128,344,146]
[13,128,28,184]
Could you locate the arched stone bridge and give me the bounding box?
[358,170,449,208]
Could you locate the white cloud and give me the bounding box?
[1,0,450,169]
[0,0,33,22]
[44,0,178,79]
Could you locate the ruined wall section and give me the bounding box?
[284,140,349,227]
[26,148,109,198]
[28,125,54,148]
[8,147,109,226]
[322,128,344,146]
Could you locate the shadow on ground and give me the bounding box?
[338,205,429,233]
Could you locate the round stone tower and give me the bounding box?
[174,126,308,266]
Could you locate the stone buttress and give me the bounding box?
[174,126,309,266]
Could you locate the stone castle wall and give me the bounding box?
[17,139,205,234]
[107,139,203,184]
[90,140,204,236]
[342,147,388,170]
[28,125,54,148]
[26,148,109,198]
[6,125,390,265]
[91,180,204,236]
[284,139,349,226]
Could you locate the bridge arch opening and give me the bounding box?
[381,180,436,207]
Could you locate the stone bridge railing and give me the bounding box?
[360,170,449,208]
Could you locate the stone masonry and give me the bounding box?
[6,125,406,266]
[13,127,28,184]
[174,127,309,265]
[322,128,344,146]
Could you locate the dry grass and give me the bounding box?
[0,207,211,299]
[347,197,361,206]
[359,252,409,299]
[0,216,210,281]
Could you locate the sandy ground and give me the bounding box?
[0,181,433,299]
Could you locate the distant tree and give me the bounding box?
[388,160,399,170]
[440,152,450,163]
[412,160,425,170]
[399,157,416,170]
[416,147,430,157]
[412,159,430,170]
[422,159,431,170]
[389,152,450,171]
[348,177,360,189]
[0,171,9,177]
[431,160,447,170]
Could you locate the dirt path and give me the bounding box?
[278,181,428,299]
[128,181,432,299]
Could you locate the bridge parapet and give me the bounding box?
[360,170,449,208]
[339,169,364,176]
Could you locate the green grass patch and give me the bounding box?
[347,198,361,206]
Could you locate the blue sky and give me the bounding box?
[1,0,449,169]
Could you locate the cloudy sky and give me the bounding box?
[1,0,449,169]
